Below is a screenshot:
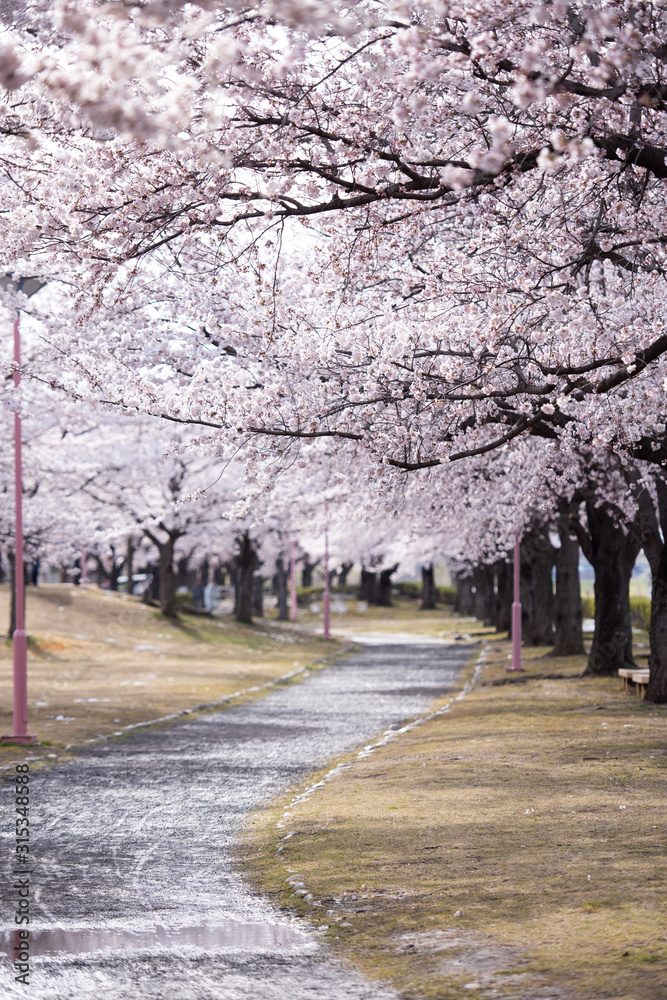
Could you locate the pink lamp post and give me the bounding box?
[508,531,524,672]
[289,540,297,622]
[323,509,331,640]
[2,277,43,744]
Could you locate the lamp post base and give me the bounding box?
[4,630,37,743]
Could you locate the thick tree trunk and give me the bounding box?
[338,561,353,585]
[144,527,182,618]
[646,549,667,702]
[421,563,436,609]
[634,475,667,703]
[520,528,554,646]
[301,557,318,588]
[377,563,399,607]
[158,536,177,618]
[455,573,475,615]
[235,531,258,623]
[584,503,639,676]
[494,560,512,633]
[125,537,135,594]
[252,574,264,617]
[93,550,123,592]
[359,568,376,603]
[551,510,585,656]
[275,556,289,621]
[109,546,121,591]
[473,565,495,626]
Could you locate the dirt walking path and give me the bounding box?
[1,640,470,999]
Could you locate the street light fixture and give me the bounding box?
[2,275,45,744]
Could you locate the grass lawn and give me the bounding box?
[0,583,340,771]
[239,615,667,1000]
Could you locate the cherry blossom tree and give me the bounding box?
[36,410,245,617]
[2,2,667,698]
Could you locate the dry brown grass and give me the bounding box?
[240,635,667,1000]
[0,583,337,770]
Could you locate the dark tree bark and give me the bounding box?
[93,546,124,592]
[144,527,184,618]
[235,531,258,623]
[377,563,399,606]
[124,536,135,594]
[647,543,667,703]
[359,568,377,603]
[275,556,289,621]
[252,574,264,617]
[454,573,475,615]
[338,561,353,585]
[144,562,160,604]
[109,547,122,591]
[494,560,512,633]
[421,563,437,609]
[551,505,585,656]
[158,539,177,617]
[631,472,667,702]
[473,565,495,626]
[520,526,555,645]
[301,556,319,588]
[573,502,640,676]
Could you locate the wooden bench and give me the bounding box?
[619,668,650,695]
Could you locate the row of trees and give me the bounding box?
[0,386,434,624]
[0,3,666,698]
[0,372,656,699]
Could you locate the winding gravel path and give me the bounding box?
[1,640,471,999]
